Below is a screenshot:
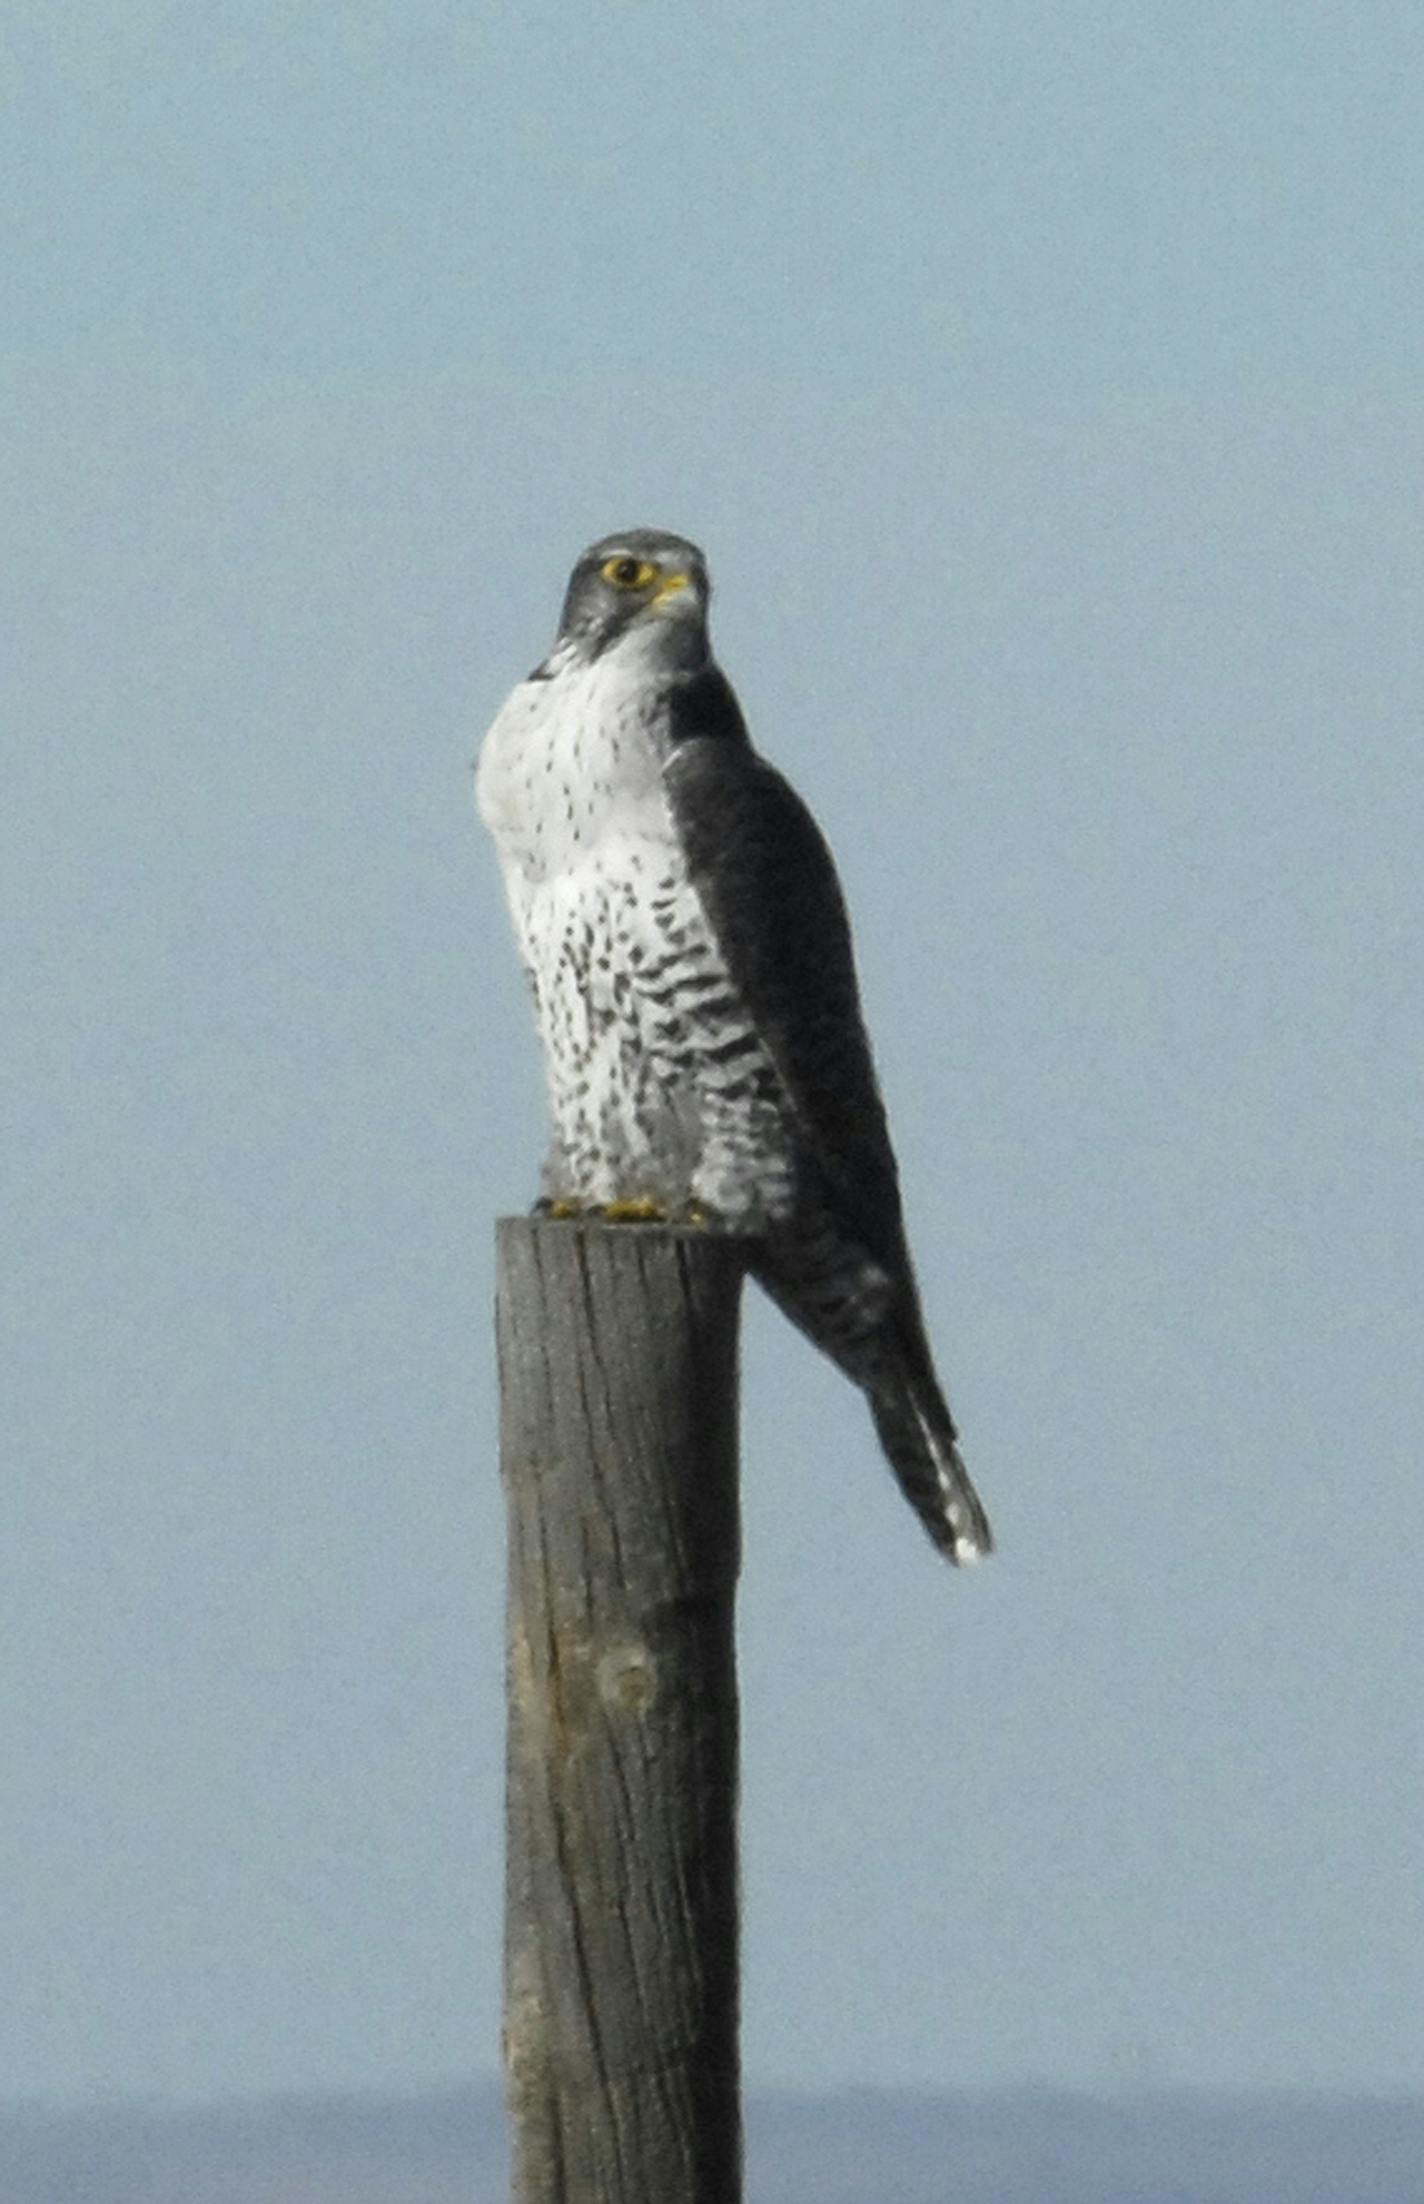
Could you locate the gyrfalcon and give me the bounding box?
[476,529,991,1564]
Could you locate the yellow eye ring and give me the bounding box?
[601,555,658,590]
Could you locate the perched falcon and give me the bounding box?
[476,530,991,1564]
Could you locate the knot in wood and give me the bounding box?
[595,1641,659,1716]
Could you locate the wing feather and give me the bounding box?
[663,708,908,1270]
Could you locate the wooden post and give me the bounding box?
[496,1217,746,2204]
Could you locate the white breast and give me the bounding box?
[476,642,794,1221]
[477,646,673,883]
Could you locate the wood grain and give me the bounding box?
[496,1218,747,2204]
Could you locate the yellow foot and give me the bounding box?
[535,1197,583,1219]
[601,1197,669,1224]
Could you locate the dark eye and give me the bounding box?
[601,555,655,590]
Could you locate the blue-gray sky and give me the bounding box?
[3,0,1420,2107]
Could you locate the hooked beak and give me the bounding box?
[649,570,692,610]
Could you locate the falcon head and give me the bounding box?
[555,529,711,669]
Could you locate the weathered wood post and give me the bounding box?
[496,1216,747,2204]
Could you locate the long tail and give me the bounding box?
[750,1224,992,1566]
[867,1360,993,1566]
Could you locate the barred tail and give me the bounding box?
[868,1364,993,1566]
[751,1228,994,1566]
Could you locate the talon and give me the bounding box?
[601,1197,668,1224]
[535,1197,583,1219]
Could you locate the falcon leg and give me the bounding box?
[536,1135,584,1219]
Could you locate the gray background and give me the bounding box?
[3,0,1419,2107]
